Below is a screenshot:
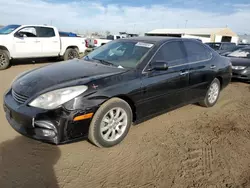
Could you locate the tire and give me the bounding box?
[88,98,133,148]
[199,78,221,107]
[63,48,79,61]
[0,50,10,70]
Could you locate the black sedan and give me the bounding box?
[227,47,250,81]
[3,37,232,148]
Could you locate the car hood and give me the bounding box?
[229,57,250,66]
[12,59,127,97]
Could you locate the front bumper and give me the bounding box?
[232,67,250,80]
[3,89,94,144]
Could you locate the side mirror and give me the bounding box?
[148,60,169,71]
[14,32,24,38]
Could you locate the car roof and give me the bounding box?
[206,42,235,44]
[20,25,56,28]
[122,36,197,44]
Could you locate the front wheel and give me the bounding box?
[63,48,79,61]
[88,98,132,148]
[0,50,10,70]
[199,78,221,107]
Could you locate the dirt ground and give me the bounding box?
[0,62,250,188]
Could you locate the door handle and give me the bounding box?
[210,65,216,69]
[180,71,189,76]
[53,41,58,43]
[35,40,41,43]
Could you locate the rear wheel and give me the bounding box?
[63,48,79,61]
[88,98,132,148]
[199,78,221,107]
[0,50,10,70]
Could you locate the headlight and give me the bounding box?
[232,66,246,70]
[29,86,88,110]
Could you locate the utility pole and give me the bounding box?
[185,20,188,28]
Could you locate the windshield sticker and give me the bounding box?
[135,42,154,48]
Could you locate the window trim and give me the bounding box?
[14,26,38,38]
[14,26,56,38]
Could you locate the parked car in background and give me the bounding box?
[205,42,236,54]
[0,24,87,70]
[86,35,125,48]
[220,45,248,56]
[238,43,250,47]
[86,38,111,48]
[227,47,250,81]
[4,37,232,147]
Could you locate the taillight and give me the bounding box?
[85,40,88,47]
[94,39,97,45]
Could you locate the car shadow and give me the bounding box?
[0,136,61,188]
[10,58,60,67]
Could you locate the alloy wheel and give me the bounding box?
[100,107,128,142]
[208,82,219,104]
[0,54,7,68]
[68,51,78,59]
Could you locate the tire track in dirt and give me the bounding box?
[179,143,213,183]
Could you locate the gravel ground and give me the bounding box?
[0,62,250,188]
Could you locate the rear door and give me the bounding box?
[183,40,215,101]
[36,27,60,56]
[139,41,190,118]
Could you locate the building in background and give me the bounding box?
[145,28,239,43]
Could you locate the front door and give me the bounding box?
[138,41,190,118]
[13,26,42,58]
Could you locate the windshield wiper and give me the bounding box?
[92,58,116,67]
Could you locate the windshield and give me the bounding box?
[227,48,250,58]
[0,25,21,34]
[206,43,221,50]
[85,40,154,68]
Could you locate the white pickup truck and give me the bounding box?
[0,24,86,70]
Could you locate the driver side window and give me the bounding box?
[152,41,187,67]
[15,27,37,37]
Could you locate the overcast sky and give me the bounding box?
[0,0,250,34]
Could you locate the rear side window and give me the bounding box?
[36,27,55,37]
[153,41,186,66]
[184,41,212,62]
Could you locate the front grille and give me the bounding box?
[12,90,29,104]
